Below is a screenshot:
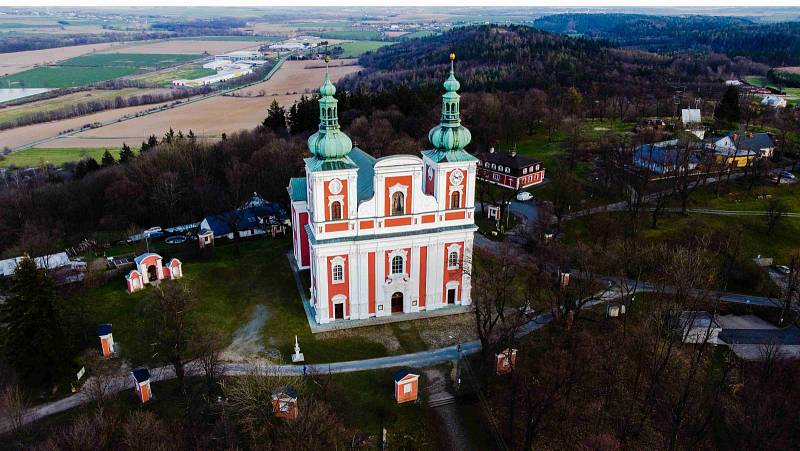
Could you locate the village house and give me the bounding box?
[473,147,545,191]
[197,193,289,241]
[632,140,698,174]
[288,54,477,325]
[706,132,775,164]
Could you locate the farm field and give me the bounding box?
[98,39,263,55]
[0,100,173,150]
[0,41,122,76]
[0,146,122,168]
[317,29,382,40]
[336,40,392,57]
[0,53,202,89]
[41,60,362,148]
[132,65,216,86]
[0,87,172,125]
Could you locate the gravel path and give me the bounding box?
[221,304,270,361]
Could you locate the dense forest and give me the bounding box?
[533,13,800,67]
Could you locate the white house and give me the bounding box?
[679,311,722,344]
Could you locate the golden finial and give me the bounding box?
[449,52,456,61]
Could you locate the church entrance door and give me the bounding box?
[391,292,404,313]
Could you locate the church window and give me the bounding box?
[391,192,405,215]
[331,201,342,220]
[450,191,461,209]
[332,264,344,283]
[391,256,404,275]
[448,250,459,269]
[504,167,510,174]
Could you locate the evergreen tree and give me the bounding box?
[100,149,115,167]
[163,128,175,144]
[187,129,196,143]
[74,158,99,179]
[119,142,135,163]
[715,85,741,123]
[140,135,158,153]
[0,257,68,388]
[288,95,319,134]
[263,100,287,133]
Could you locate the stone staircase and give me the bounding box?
[425,375,456,408]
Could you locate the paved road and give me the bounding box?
[0,313,551,433]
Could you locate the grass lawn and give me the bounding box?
[0,147,123,168]
[79,237,399,367]
[335,40,392,58]
[135,65,215,86]
[318,30,382,40]
[0,53,202,88]
[682,179,800,213]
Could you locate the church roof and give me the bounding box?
[349,147,376,202]
[305,156,358,172]
[422,148,477,163]
[289,177,307,202]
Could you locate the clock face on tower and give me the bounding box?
[329,178,342,195]
[449,169,464,186]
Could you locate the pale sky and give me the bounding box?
[0,0,797,7]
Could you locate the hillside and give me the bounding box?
[345,25,734,97]
[533,13,800,67]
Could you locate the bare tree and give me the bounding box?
[765,197,788,235]
[0,384,29,435]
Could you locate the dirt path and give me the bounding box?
[221,304,270,361]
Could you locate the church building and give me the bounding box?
[289,54,478,325]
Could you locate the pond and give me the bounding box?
[0,88,52,103]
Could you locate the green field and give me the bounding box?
[291,21,354,28]
[0,147,122,168]
[0,22,59,28]
[135,65,215,86]
[319,30,382,40]
[58,53,200,69]
[396,30,440,40]
[336,40,392,58]
[0,53,202,89]
[174,35,279,41]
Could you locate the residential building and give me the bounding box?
[632,140,698,174]
[288,55,477,325]
[474,148,545,190]
[761,95,787,108]
[198,193,289,240]
[706,132,774,164]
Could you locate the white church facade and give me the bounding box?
[289,54,477,325]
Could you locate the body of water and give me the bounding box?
[0,88,52,103]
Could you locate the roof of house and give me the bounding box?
[679,311,720,329]
[633,143,698,166]
[474,149,541,169]
[131,367,151,383]
[96,323,112,336]
[735,132,775,151]
[0,252,72,277]
[272,385,298,399]
[393,368,419,382]
[199,193,288,236]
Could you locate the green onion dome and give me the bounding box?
[307,57,353,160]
[428,53,471,151]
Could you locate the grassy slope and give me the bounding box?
[0,147,122,167]
[79,238,391,367]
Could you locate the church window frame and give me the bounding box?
[330,200,343,221]
[450,190,461,209]
[447,244,462,270]
[331,256,346,284]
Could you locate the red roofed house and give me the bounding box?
[475,148,545,190]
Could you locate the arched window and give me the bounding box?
[391,192,405,216]
[330,201,342,220]
[448,250,459,269]
[391,256,404,275]
[450,191,460,209]
[332,264,344,282]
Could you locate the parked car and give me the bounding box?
[516,191,533,202]
[775,265,791,275]
[782,171,796,180]
[143,227,164,238]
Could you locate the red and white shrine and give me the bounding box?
[125,253,183,293]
